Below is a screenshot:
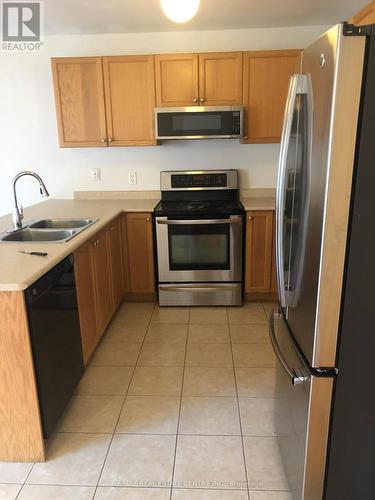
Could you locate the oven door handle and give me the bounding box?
[156,216,242,225]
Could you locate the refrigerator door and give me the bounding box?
[270,311,333,500]
[276,73,311,310]
[277,24,366,368]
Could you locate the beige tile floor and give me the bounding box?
[0,301,293,500]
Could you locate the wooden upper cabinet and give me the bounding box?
[126,213,155,294]
[245,211,274,293]
[349,0,375,25]
[103,55,156,146]
[155,53,199,107]
[198,52,243,105]
[155,51,242,107]
[242,50,301,143]
[51,57,107,147]
[107,217,125,310]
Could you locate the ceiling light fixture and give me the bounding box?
[160,0,200,23]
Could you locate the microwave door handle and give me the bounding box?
[269,311,308,386]
[156,216,242,225]
[276,74,307,308]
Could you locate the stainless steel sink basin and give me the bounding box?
[1,229,77,242]
[0,217,98,243]
[29,218,96,229]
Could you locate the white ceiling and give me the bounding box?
[45,0,368,35]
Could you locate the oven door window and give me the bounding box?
[168,223,230,271]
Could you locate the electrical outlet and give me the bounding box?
[128,171,137,185]
[91,168,101,181]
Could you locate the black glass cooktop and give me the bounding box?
[154,199,244,217]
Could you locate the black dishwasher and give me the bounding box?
[25,254,84,438]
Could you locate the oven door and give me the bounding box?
[155,215,243,282]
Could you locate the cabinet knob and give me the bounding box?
[193,98,198,103]
[110,226,114,231]
[248,216,253,220]
[108,138,113,143]
[199,98,205,103]
[92,241,97,247]
[101,138,106,143]
[146,217,150,222]
[242,136,248,139]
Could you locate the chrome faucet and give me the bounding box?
[12,171,49,230]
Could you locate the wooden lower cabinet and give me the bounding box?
[124,213,155,294]
[74,216,125,363]
[107,217,125,309]
[90,228,113,335]
[245,210,274,294]
[74,241,99,363]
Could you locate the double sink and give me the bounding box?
[0,218,98,243]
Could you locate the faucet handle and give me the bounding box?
[19,205,24,219]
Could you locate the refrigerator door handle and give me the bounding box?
[269,311,309,386]
[276,74,308,308]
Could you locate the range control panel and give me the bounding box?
[161,170,238,191]
[171,173,227,189]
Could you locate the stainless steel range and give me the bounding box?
[154,170,244,306]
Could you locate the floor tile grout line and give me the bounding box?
[227,305,252,500]
[92,301,157,499]
[169,307,190,499]
[15,462,36,499]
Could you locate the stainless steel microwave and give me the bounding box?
[155,106,244,140]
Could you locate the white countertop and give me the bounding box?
[0,194,275,291]
[0,198,159,291]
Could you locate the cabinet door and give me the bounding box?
[245,211,274,293]
[350,1,375,25]
[103,55,156,146]
[155,53,199,107]
[126,213,155,293]
[107,217,124,310]
[121,214,130,293]
[242,50,301,143]
[91,228,113,335]
[51,57,107,147]
[198,52,243,105]
[74,241,98,364]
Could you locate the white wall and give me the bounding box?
[0,24,329,216]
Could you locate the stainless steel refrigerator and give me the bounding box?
[271,22,375,499]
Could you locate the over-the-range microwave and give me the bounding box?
[155,106,244,140]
